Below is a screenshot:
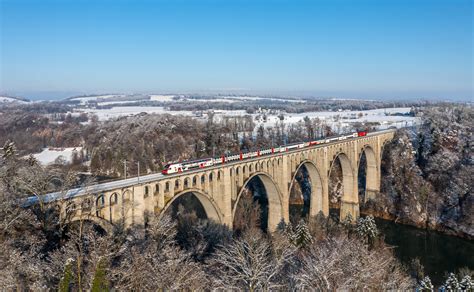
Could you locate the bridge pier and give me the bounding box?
[365,189,379,202]
[340,200,360,222]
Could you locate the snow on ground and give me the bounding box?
[70,95,125,105]
[0,96,28,103]
[97,100,140,106]
[149,95,176,102]
[186,98,237,103]
[253,107,418,135]
[76,106,193,121]
[30,147,83,166]
[75,104,417,132]
[217,96,306,103]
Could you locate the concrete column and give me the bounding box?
[365,189,378,201]
[321,148,330,216]
[157,183,165,210]
[280,155,291,223]
[221,168,233,227]
[340,200,359,221]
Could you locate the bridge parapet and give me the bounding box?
[45,130,395,231]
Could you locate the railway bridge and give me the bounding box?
[39,130,395,232]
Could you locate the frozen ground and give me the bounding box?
[149,95,176,102]
[75,104,417,132]
[30,147,83,166]
[69,95,126,105]
[0,96,28,103]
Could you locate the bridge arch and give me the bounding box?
[160,188,222,224]
[233,172,283,232]
[69,215,114,234]
[329,152,358,220]
[358,145,379,203]
[288,160,325,223]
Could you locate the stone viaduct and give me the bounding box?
[52,130,395,232]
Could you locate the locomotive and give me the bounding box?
[161,131,368,175]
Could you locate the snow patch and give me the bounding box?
[30,147,83,166]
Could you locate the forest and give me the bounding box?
[0,102,472,290]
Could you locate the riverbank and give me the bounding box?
[375,218,474,286]
[361,206,474,241]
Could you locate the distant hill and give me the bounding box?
[0,96,30,103]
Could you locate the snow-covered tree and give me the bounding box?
[356,215,378,246]
[418,276,434,291]
[293,219,313,248]
[459,275,473,291]
[1,140,16,159]
[441,273,460,291]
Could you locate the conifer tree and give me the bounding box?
[418,276,434,291]
[356,215,378,247]
[91,258,109,292]
[58,258,74,292]
[294,219,313,248]
[284,221,295,244]
[441,273,460,291]
[459,275,473,291]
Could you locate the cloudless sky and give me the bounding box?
[0,0,472,100]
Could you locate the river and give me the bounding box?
[376,218,474,285]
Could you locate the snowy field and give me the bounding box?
[30,147,83,166]
[69,95,126,105]
[75,106,250,121]
[75,104,417,131]
[251,107,419,136]
[149,95,176,102]
[214,96,306,103]
[0,96,28,103]
[76,106,193,120]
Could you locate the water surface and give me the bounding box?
[376,219,474,285]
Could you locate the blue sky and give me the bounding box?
[1,0,472,100]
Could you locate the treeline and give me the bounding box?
[0,149,415,290]
[373,104,473,239]
[2,148,471,290]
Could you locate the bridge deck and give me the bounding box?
[25,129,395,206]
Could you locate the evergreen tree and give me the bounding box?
[356,215,378,246]
[284,221,295,244]
[341,213,354,233]
[459,275,473,291]
[441,273,460,291]
[418,276,434,291]
[58,258,74,292]
[293,219,313,248]
[276,218,287,233]
[91,258,109,292]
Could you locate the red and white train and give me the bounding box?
[161,131,368,175]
